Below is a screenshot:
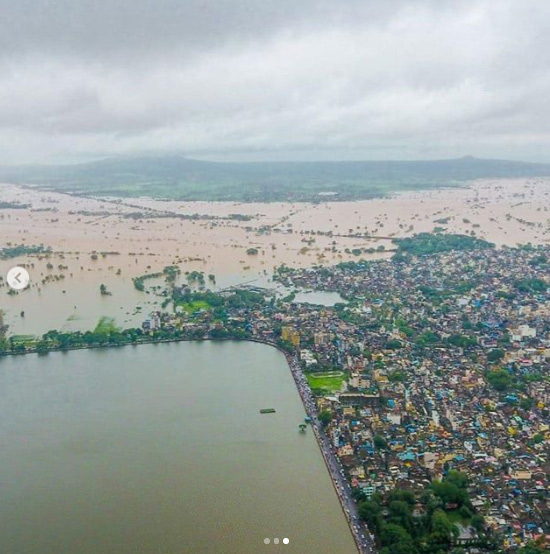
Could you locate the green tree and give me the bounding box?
[389,500,412,518]
[380,524,412,547]
[358,500,382,530]
[486,369,512,391]
[519,541,547,554]
[380,542,417,554]
[447,334,476,348]
[431,481,468,508]
[351,487,367,502]
[429,509,457,546]
[373,435,388,450]
[35,341,50,355]
[389,489,416,506]
[386,339,403,349]
[487,348,505,363]
[318,411,333,426]
[445,470,469,490]
[388,500,414,534]
[471,514,485,534]
[0,310,8,340]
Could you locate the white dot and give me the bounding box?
[274,538,279,544]
[283,538,290,545]
[264,538,270,544]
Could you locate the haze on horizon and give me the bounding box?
[0,0,549,165]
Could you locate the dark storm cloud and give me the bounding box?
[0,0,549,163]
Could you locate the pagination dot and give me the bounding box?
[264,538,270,544]
[283,538,290,544]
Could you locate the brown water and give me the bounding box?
[0,341,357,554]
[3,178,550,336]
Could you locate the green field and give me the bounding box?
[306,371,346,393]
[179,300,211,313]
[10,334,37,346]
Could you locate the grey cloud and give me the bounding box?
[0,0,549,164]
[0,0,405,61]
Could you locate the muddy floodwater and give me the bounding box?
[1,177,550,335]
[0,341,358,554]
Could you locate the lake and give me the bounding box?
[0,341,357,554]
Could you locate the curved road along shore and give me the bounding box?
[284,352,377,554]
[1,335,377,551]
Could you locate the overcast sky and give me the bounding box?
[0,0,549,164]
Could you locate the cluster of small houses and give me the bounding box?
[145,245,550,551]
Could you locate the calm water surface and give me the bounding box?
[0,341,357,554]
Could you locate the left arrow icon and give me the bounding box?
[6,267,30,290]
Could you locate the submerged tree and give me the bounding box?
[0,310,8,339]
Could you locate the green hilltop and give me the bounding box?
[2,155,550,202]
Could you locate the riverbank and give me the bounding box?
[0,334,376,553]
[1,340,358,554]
[281,350,376,554]
[0,334,283,357]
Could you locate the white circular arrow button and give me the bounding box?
[6,266,30,290]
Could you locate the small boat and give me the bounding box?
[304,416,312,423]
[299,424,307,432]
[260,408,276,414]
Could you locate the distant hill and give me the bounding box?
[1,155,549,202]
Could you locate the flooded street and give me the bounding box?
[1,178,550,335]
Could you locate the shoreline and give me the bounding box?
[0,335,376,553]
[280,348,376,554]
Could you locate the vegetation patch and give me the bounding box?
[133,265,180,291]
[0,201,30,209]
[306,371,345,393]
[9,155,550,202]
[393,233,494,256]
[0,244,51,260]
[10,334,37,346]
[179,300,212,313]
[93,316,120,334]
[356,471,493,554]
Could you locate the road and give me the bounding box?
[286,354,377,554]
